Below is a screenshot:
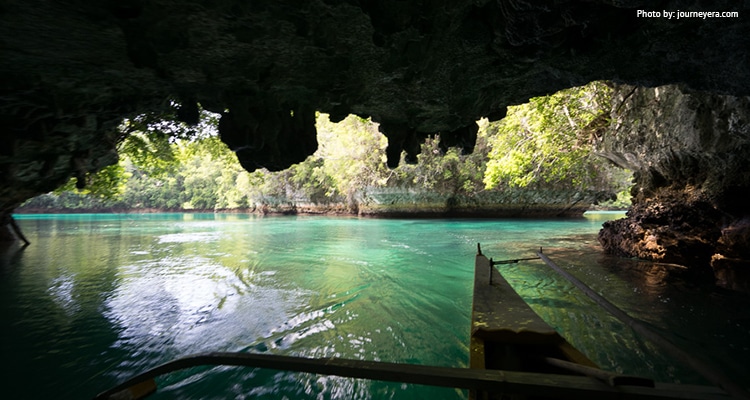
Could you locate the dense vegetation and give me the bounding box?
[19,82,632,213]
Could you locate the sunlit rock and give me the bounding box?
[1,0,750,276]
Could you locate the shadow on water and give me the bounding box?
[0,244,135,399]
[4,213,749,399]
[0,241,27,276]
[524,239,750,389]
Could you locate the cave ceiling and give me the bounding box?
[1,0,749,213]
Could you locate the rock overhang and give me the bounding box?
[1,0,749,214]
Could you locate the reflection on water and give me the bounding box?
[1,213,748,399]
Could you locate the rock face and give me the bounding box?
[597,85,750,283]
[2,1,750,280]
[244,188,613,218]
[359,188,613,217]
[2,1,750,216]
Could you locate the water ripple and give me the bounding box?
[6,213,748,400]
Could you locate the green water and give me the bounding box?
[1,213,748,399]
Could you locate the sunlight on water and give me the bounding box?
[2,212,748,399]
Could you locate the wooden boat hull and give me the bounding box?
[470,251,599,399]
[93,248,733,400]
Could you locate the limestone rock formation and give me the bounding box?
[246,187,612,218]
[3,1,750,214]
[1,0,750,285]
[597,85,750,284]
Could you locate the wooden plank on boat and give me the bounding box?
[471,253,598,368]
[94,352,732,400]
[91,249,735,400]
[472,253,557,338]
[471,251,611,400]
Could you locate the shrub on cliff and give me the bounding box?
[483,81,617,192]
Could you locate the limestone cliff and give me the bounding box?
[597,85,750,288]
[2,1,749,216]
[244,187,612,218]
[2,0,750,283]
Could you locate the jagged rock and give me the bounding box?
[218,102,318,171]
[1,1,750,280]
[597,84,750,283]
[357,188,612,218]
[3,1,749,205]
[237,186,612,218]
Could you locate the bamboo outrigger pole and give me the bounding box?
[94,351,732,400]
[536,250,750,400]
[94,247,736,400]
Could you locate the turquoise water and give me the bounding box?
[1,213,748,399]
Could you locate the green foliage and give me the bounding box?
[117,135,247,210]
[54,162,130,200]
[118,130,177,178]
[590,168,634,209]
[391,132,489,196]
[116,103,220,178]
[119,104,218,142]
[22,83,634,213]
[483,81,612,191]
[118,164,185,209]
[315,114,390,202]
[50,102,214,203]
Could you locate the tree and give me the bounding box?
[315,114,390,203]
[53,162,130,201]
[23,84,632,213]
[483,81,613,191]
[173,136,248,210]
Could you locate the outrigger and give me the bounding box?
[470,244,652,399]
[94,244,743,400]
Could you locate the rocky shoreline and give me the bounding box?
[14,187,616,219]
[595,85,750,285]
[13,205,599,219]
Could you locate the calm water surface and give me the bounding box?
[1,213,748,399]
